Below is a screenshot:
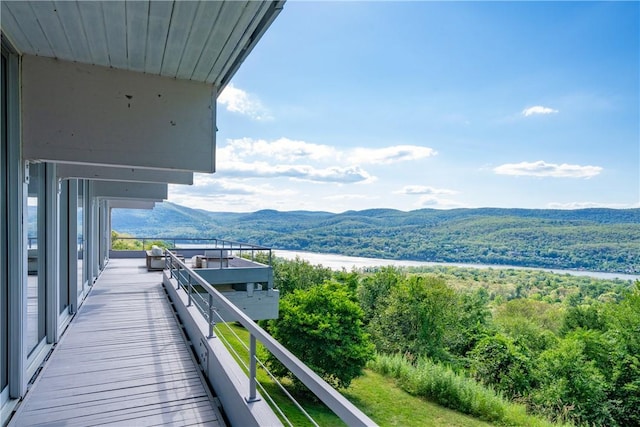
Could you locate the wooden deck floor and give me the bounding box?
[10,259,224,427]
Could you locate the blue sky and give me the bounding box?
[169,1,639,213]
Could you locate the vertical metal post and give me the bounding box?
[208,293,215,338]
[187,275,192,306]
[246,334,259,402]
[176,264,181,290]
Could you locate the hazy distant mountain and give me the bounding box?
[111,202,640,274]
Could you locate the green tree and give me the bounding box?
[469,334,534,399]
[532,336,613,426]
[357,266,403,325]
[271,256,332,296]
[332,268,360,295]
[561,303,606,335]
[265,281,374,391]
[494,299,561,355]
[444,287,493,358]
[603,282,640,426]
[110,230,142,250]
[371,275,456,361]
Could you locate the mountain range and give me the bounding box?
[111,202,640,274]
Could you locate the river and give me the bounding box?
[272,250,640,281]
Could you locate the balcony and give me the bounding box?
[9,248,375,426]
[116,238,279,322]
[9,258,228,426]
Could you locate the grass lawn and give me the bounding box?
[344,371,492,427]
[214,322,492,427]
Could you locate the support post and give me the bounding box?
[187,275,192,307]
[246,334,260,402]
[208,293,215,338]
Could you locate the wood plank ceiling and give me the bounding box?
[1,0,283,88]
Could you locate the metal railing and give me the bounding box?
[112,237,272,266]
[164,251,377,427]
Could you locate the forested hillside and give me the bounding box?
[262,257,640,426]
[111,202,640,274]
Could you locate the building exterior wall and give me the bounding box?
[21,56,217,173]
[0,42,124,423]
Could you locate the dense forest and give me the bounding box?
[111,202,640,274]
[264,256,640,426]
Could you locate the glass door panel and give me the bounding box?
[26,162,46,356]
[59,181,69,315]
[77,181,85,295]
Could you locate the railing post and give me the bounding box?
[246,334,260,402]
[187,275,192,306]
[165,252,170,277]
[208,293,215,338]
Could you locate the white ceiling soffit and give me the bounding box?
[92,181,167,200]
[57,163,193,185]
[1,0,284,89]
[108,200,157,210]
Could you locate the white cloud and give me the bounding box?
[396,185,463,209]
[416,195,466,209]
[186,176,256,195]
[168,177,298,212]
[350,145,437,164]
[522,105,559,117]
[324,194,377,201]
[218,161,375,184]
[221,138,436,166]
[170,176,296,197]
[493,160,602,178]
[218,84,272,120]
[213,138,438,185]
[396,185,458,196]
[547,201,640,209]
[224,137,337,161]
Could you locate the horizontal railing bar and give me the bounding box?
[112,236,271,251]
[165,252,377,427]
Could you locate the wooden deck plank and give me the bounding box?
[33,363,201,392]
[21,384,209,414]
[39,355,195,376]
[22,376,206,403]
[17,398,217,426]
[9,259,224,427]
[43,344,190,366]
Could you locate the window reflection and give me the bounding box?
[77,180,84,294]
[27,162,45,355]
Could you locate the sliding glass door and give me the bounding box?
[26,163,46,356]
